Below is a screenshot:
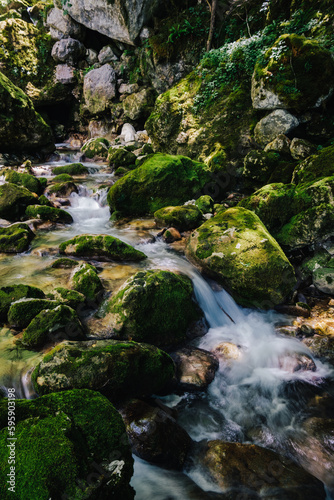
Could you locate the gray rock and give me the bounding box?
[119,83,139,95]
[98,45,118,64]
[251,74,284,110]
[63,0,164,46]
[254,110,299,146]
[55,64,76,84]
[88,119,115,138]
[85,48,98,65]
[290,138,317,160]
[46,7,84,41]
[121,123,136,143]
[51,38,86,65]
[313,267,334,295]
[83,64,116,114]
[123,88,156,121]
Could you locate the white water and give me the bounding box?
[1,159,333,498]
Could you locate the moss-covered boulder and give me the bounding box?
[51,287,86,310]
[186,207,296,308]
[292,144,334,184]
[32,340,175,400]
[252,34,334,112]
[48,181,78,197]
[105,270,201,347]
[81,137,109,158]
[3,170,43,195]
[25,205,73,224]
[0,223,34,253]
[0,284,45,323]
[154,205,203,231]
[195,195,214,214]
[22,304,85,349]
[38,194,53,206]
[53,163,88,176]
[108,147,136,168]
[7,299,59,329]
[59,234,147,261]
[199,440,326,499]
[52,173,74,183]
[107,153,212,217]
[0,389,134,500]
[0,71,53,152]
[70,262,103,302]
[242,150,295,189]
[0,183,37,221]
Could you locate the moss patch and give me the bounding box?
[53,163,88,176]
[0,284,44,323]
[0,223,35,253]
[0,183,37,221]
[8,298,59,329]
[70,262,103,302]
[4,170,43,195]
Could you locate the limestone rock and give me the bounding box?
[154,205,203,231]
[46,7,84,40]
[51,38,86,65]
[55,64,76,84]
[119,83,139,95]
[313,268,334,295]
[254,110,299,146]
[98,45,118,64]
[121,123,136,143]
[83,64,116,114]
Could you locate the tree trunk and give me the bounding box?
[206,0,218,52]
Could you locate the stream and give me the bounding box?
[0,149,333,499]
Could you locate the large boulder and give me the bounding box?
[186,207,296,308]
[7,299,59,329]
[252,34,334,112]
[0,71,54,152]
[199,440,326,499]
[63,0,164,45]
[103,270,201,347]
[59,234,147,261]
[0,389,134,500]
[81,137,109,159]
[0,223,35,253]
[0,183,37,221]
[107,153,212,217]
[32,340,175,400]
[83,64,117,114]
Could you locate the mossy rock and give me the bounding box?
[242,150,294,190]
[252,34,334,112]
[52,287,86,309]
[292,144,334,184]
[48,181,78,197]
[108,147,137,169]
[53,163,88,176]
[186,207,296,309]
[0,389,134,500]
[154,205,203,231]
[0,183,37,221]
[106,270,201,348]
[59,234,147,262]
[0,284,44,323]
[115,166,130,176]
[25,205,73,224]
[195,195,214,214]
[22,304,85,349]
[4,170,43,195]
[82,137,109,159]
[7,298,59,329]
[51,257,78,269]
[70,262,103,302]
[0,223,34,253]
[0,71,54,152]
[107,153,212,217]
[38,194,52,206]
[276,203,334,250]
[299,250,333,282]
[32,339,175,401]
[52,173,74,183]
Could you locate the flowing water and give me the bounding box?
[0,152,333,498]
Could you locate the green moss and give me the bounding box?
[107,270,201,347]
[25,205,73,224]
[115,166,130,177]
[0,183,37,221]
[195,195,214,214]
[7,298,59,329]
[59,234,147,262]
[71,262,103,301]
[52,287,85,309]
[0,389,134,500]
[0,284,44,323]
[4,170,43,195]
[82,137,109,159]
[38,194,52,206]
[32,340,175,401]
[53,163,88,176]
[108,147,137,169]
[51,257,78,269]
[22,305,85,349]
[292,144,334,184]
[154,204,203,231]
[107,153,212,217]
[0,223,35,253]
[242,150,295,191]
[186,207,296,308]
[52,173,74,183]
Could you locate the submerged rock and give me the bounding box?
[0,223,35,253]
[0,183,37,221]
[186,207,296,308]
[105,270,201,347]
[199,440,326,499]
[107,153,212,217]
[154,205,203,231]
[0,389,134,499]
[59,234,147,261]
[120,399,192,469]
[32,339,175,400]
